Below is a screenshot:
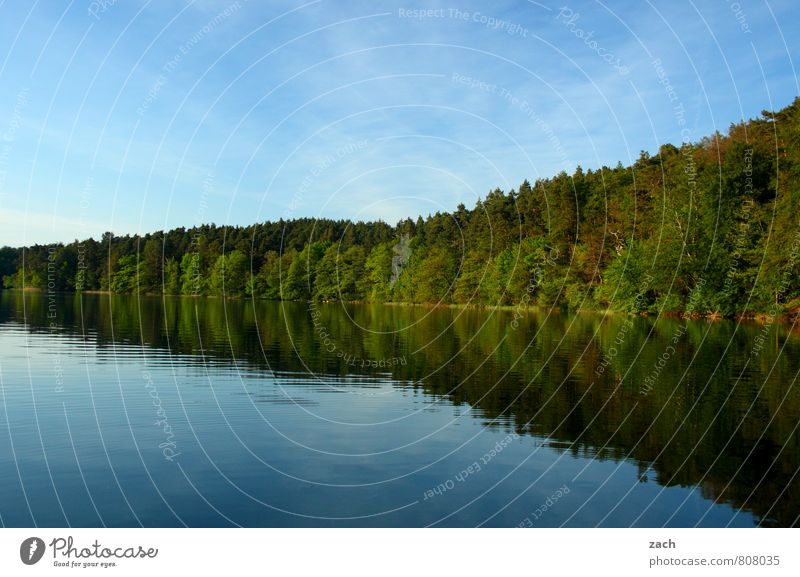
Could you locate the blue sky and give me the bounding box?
[0,0,797,246]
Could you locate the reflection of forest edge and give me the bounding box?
[3,291,798,527]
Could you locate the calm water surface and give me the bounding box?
[0,291,798,527]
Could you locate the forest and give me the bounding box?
[2,97,799,318]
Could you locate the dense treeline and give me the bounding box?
[3,98,800,317]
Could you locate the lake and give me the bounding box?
[0,291,797,527]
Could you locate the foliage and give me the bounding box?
[3,98,800,316]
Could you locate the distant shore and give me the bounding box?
[3,287,798,325]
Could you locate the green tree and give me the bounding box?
[284,241,329,300]
[338,245,367,301]
[313,245,340,301]
[209,250,249,296]
[364,242,394,302]
[111,255,139,293]
[180,252,204,295]
[164,257,180,295]
[415,246,457,303]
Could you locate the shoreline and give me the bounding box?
[3,287,798,325]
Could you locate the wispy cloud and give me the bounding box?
[0,0,797,245]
